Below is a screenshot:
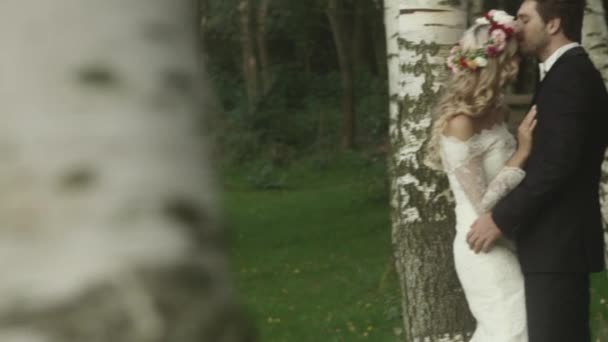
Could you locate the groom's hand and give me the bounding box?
[467,213,502,253]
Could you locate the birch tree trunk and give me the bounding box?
[385,0,475,340]
[0,1,253,341]
[582,0,608,265]
[583,0,608,84]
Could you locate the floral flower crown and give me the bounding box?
[447,10,517,73]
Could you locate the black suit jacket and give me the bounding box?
[492,46,608,273]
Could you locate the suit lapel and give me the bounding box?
[530,75,541,108]
[529,46,587,107]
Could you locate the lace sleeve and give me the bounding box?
[479,166,525,212]
[440,136,526,215]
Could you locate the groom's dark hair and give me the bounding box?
[531,0,585,42]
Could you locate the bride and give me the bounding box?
[424,10,537,341]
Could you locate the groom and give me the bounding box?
[466,0,608,340]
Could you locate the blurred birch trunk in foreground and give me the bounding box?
[0,1,253,341]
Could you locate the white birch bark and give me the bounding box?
[583,0,608,83]
[0,1,252,341]
[582,0,608,266]
[385,0,475,340]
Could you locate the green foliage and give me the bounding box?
[353,71,389,145]
[591,274,608,342]
[209,62,388,166]
[203,0,388,166]
[246,161,289,190]
[213,116,261,165]
[204,0,240,42]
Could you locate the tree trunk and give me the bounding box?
[295,38,314,77]
[351,0,369,72]
[239,0,259,112]
[583,0,608,86]
[514,56,538,94]
[256,0,272,95]
[327,0,356,149]
[582,0,608,265]
[317,109,329,149]
[0,1,253,341]
[371,0,388,78]
[467,0,484,26]
[384,0,475,340]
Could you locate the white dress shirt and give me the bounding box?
[538,42,580,81]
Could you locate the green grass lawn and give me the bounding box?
[221,151,608,342]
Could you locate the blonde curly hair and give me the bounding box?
[424,23,520,171]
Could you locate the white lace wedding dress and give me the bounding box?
[439,121,528,342]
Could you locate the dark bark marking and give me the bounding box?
[162,69,193,94]
[401,9,450,14]
[60,168,96,190]
[76,65,119,88]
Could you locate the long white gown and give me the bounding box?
[439,121,528,342]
